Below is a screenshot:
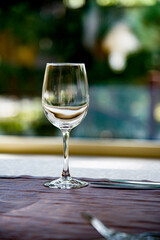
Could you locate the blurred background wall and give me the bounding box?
[0,0,160,140]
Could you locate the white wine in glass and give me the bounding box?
[42,63,89,189]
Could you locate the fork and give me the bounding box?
[82,212,160,240]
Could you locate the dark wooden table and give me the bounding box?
[0,176,160,240]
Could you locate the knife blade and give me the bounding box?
[109,179,160,186]
[90,182,160,190]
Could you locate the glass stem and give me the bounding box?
[61,130,71,179]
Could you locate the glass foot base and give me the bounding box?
[44,177,88,189]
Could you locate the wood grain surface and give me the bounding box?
[0,176,160,240]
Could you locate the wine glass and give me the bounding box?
[42,63,89,189]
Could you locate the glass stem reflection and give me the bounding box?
[61,130,71,179]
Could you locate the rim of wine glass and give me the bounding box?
[46,63,85,66]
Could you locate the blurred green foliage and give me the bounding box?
[0,0,159,92]
[0,0,160,138]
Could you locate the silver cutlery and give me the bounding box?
[82,212,160,240]
[110,180,160,187]
[90,180,160,190]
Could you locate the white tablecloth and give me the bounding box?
[0,154,160,181]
